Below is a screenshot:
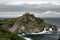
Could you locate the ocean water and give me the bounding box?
[43,18,60,28]
[23,18,60,40]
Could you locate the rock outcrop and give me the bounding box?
[1,13,58,34]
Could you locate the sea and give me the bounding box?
[23,18,60,40]
[0,18,60,40]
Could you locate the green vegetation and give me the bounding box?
[0,18,16,23]
[0,25,24,40]
[0,18,14,25]
[0,18,17,28]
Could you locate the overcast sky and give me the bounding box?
[0,0,60,18]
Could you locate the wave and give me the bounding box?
[58,28,60,31]
[18,34,32,40]
[21,28,53,35]
[29,31,53,35]
[24,37,32,40]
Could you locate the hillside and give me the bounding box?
[0,13,58,34]
[0,25,24,40]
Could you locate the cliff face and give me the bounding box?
[1,13,58,34]
[9,13,45,33]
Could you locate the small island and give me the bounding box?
[0,13,58,35]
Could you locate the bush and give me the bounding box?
[0,26,24,40]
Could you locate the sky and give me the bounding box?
[0,0,60,18]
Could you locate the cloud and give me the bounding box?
[0,4,60,13]
[34,11,60,18]
[0,0,60,5]
[0,11,60,18]
[0,1,60,18]
[0,12,25,18]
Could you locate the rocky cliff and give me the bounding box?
[1,13,58,34]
